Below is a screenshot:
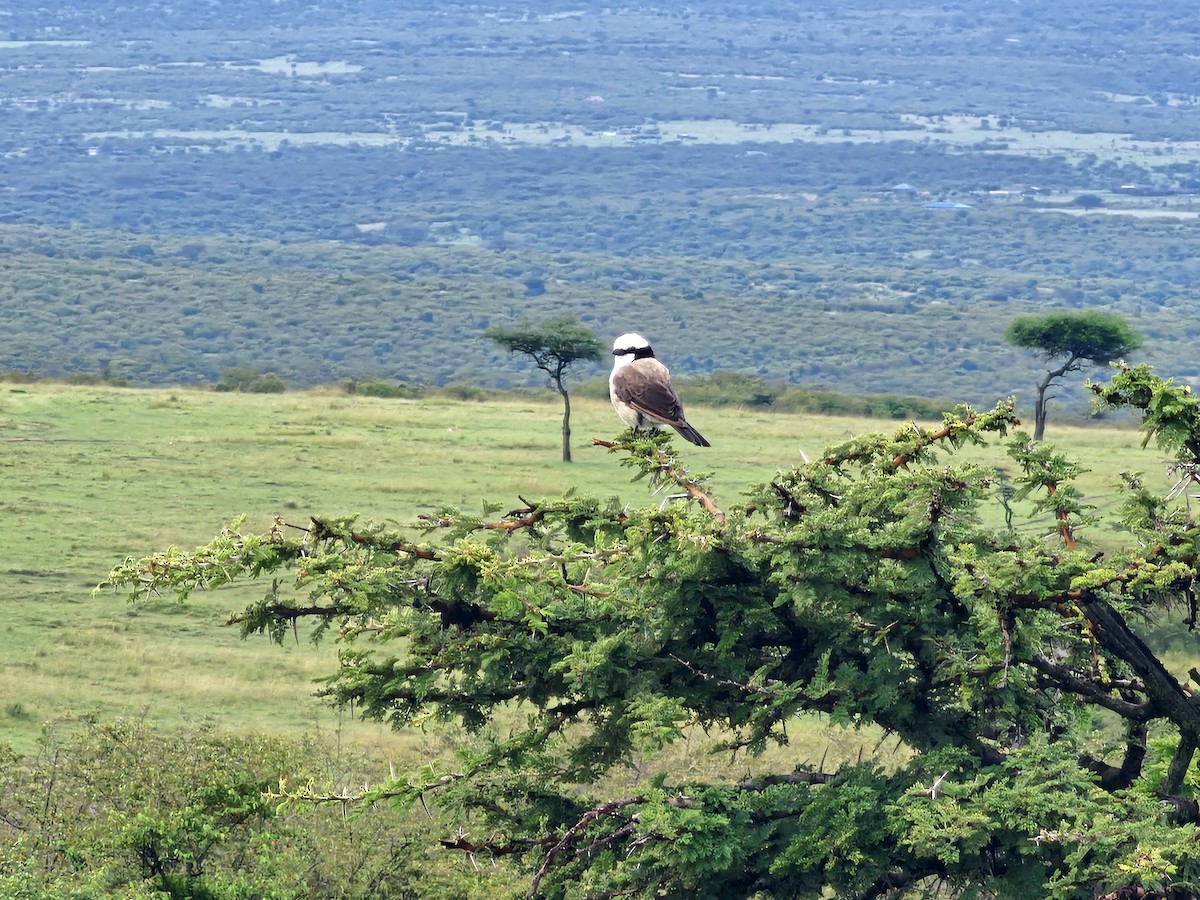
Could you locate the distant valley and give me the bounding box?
[3,0,1200,414]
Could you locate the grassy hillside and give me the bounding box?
[0,381,1173,756]
[3,216,1196,412]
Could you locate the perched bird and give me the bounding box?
[609,332,710,447]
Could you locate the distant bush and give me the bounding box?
[0,367,130,387]
[576,376,616,400]
[344,378,426,399]
[65,370,130,388]
[213,367,286,393]
[176,242,206,261]
[773,386,949,420]
[437,381,503,401]
[0,370,43,384]
[125,242,156,261]
[61,372,112,386]
[578,372,949,420]
[676,371,776,407]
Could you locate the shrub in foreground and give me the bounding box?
[0,717,511,899]
[100,364,1200,898]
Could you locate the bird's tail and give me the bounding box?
[674,423,711,447]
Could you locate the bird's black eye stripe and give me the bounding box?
[614,347,656,359]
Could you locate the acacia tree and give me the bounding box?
[106,365,1200,900]
[485,316,603,463]
[1005,310,1141,440]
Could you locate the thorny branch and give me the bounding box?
[309,516,441,559]
[668,653,780,697]
[1080,723,1148,792]
[438,835,539,859]
[593,437,725,524]
[418,497,548,533]
[820,401,1020,471]
[312,499,551,557]
[1028,655,1148,720]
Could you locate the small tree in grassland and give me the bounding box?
[105,364,1200,899]
[485,315,603,463]
[1005,309,1141,440]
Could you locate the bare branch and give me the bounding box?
[1028,654,1149,719]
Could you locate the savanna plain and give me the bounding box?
[1,381,1171,757]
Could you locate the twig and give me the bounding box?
[528,796,642,896]
[668,653,779,697]
[439,835,534,858]
[908,772,949,799]
[735,770,833,791]
[311,518,441,560]
[594,438,725,524]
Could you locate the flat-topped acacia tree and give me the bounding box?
[106,365,1200,900]
[485,316,603,463]
[1005,310,1141,441]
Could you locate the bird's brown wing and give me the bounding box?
[612,359,689,427]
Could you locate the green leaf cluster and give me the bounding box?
[1005,310,1142,364]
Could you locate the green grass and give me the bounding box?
[0,383,1172,756]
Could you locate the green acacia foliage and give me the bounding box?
[1006,311,1141,362]
[105,367,1200,899]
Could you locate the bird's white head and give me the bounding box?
[611,333,652,369]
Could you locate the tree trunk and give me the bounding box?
[1033,378,1049,442]
[1164,730,1198,798]
[559,384,572,463]
[1032,356,1078,441]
